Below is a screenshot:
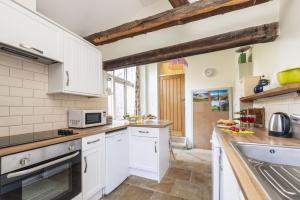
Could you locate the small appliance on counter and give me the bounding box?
[68,109,107,128]
[254,76,270,94]
[269,112,293,137]
[106,115,113,124]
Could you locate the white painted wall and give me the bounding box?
[14,0,36,11]
[185,49,236,146]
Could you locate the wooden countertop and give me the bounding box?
[0,120,172,157]
[215,127,300,200]
[128,120,173,128]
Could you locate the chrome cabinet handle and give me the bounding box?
[155,141,157,153]
[84,156,87,173]
[66,71,70,86]
[87,139,100,145]
[139,131,149,134]
[19,43,44,54]
[7,151,79,179]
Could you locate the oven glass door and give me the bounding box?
[85,112,102,125]
[0,151,81,200]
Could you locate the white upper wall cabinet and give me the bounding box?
[0,0,63,62]
[52,33,102,96]
[0,0,103,97]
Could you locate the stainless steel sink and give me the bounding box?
[232,142,300,200]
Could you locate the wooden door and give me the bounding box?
[160,74,185,137]
[193,93,229,149]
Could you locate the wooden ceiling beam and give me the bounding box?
[103,22,279,71]
[168,0,190,8]
[85,0,271,46]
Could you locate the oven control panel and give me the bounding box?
[1,139,81,175]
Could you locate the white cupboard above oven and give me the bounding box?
[0,0,63,63]
[0,0,103,97]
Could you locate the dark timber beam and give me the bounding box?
[168,0,190,8]
[85,0,271,45]
[103,22,279,71]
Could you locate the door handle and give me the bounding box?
[66,71,70,86]
[138,131,149,134]
[84,156,88,173]
[87,139,100,145]
[155,141,157,153]
[7,151,79,179]
[19,43,44,55]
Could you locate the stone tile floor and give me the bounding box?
[103,148,212,200]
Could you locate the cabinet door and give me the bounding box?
[0,0,63,61]
[220,150,244,200]
[63,33,101,96]
[129,136,158,172]
[82,146,105,200]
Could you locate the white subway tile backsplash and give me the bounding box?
[10,125,33,136]
[23,98,45,106]
[0,52,107,136]
[34,123,53,132]
[23,115,44,124]
[0,107,9,116]
[23,80,44,90]
[10,107,33,116]
[34,89,50,99]
[34,107,53,115]
[53,121,67,129]
[44,114,66,123]
[10,68,34,80]
[10,87,33,97]
[0,65,9,76]
[0,86,9,96]
[34,73,48,82]
[0,75,22,87]
[0,127,9,137]
[0,96,22,106]
[23,61,46,74]
[0,53,22,69]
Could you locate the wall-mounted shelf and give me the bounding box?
[240,83,300,102]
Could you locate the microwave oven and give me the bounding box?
[68,110,107,128]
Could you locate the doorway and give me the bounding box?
[159,74,185,137]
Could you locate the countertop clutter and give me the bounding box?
[215,127,300,200]
[0,120,172,157]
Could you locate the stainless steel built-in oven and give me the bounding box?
[0,139,81,200]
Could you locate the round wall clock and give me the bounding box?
[203,68,215,77]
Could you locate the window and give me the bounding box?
[106,67,136,119]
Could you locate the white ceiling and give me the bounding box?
[36,0,172,37]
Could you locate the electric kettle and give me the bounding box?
[269,112,292,137]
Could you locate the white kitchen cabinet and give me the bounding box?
[49,32,103,97]
[220,149,245,200]
[212,130,245,200]
[105,129,129,194]
[129,127,170,182]
[0,0,63,62]
[82,133,105,200]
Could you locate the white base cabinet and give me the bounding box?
[129,127,170,182]
[212,130,245,200]
[82,133,105,200]
[105,129,129,194]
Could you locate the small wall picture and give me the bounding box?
[210,89,229,112]
[193,91,209,102]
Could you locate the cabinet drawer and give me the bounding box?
[129,127,159,138]
[82,133,105,151]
